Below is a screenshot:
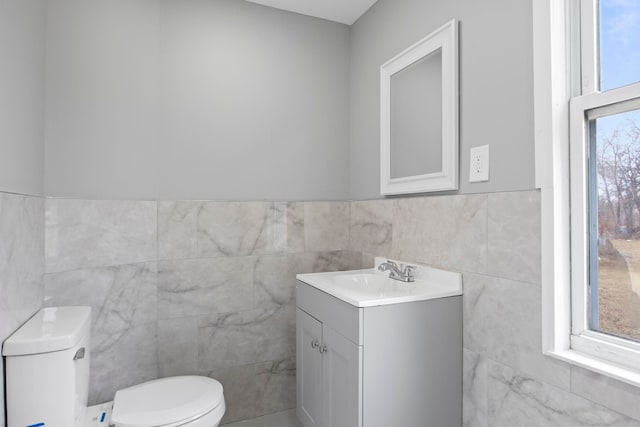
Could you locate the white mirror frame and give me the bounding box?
[380,19,459,195]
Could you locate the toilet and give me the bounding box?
[2,306,226,427]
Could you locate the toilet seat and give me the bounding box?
[110,376,224,427]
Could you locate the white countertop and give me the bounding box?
[296,258,462,307]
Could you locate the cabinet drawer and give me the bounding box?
[296,280,363,345]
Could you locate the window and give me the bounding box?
[536,0,640,384]
[571,0,640,371]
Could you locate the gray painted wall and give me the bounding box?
[349,0,535,199]
[45,0,160,200]
[0,0,46,197]
[45,0,350,201]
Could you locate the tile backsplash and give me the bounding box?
[0,190,634,426]
[45,199,157,273]
[350,191,640,427]
[43,198,356,423]
[0,192,44,427]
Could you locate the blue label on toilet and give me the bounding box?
[100,412,106,423]
[26,423,45,427]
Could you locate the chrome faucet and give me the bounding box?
[377,260,416,282]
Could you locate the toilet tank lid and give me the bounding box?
[2,306,92,356]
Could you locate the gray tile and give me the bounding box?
[271,202,305,254]
[90,321,158,405]
[68,263,159,404]
[197,201,293,257]
[463,348,487,427]
[44,262,158,336]
[0,193,44,427]
[223,418,263,427]
[223,410,302,427]
[463,273,570,391]
[158,201,199,260]
[255,305,296,364]
[254,251,353,309]
[199,310,263,371]
[345,250,364,270]
[158,256,254,319]
[44,263,158,404]
[571,365,640,422]
[258,410,302,427]
[254,253,306,309]
[488,360,640,427]
[198,306,295,372]
[0,193,44,342]
[159,201,304,261]
[255,358,296,417]
[45,199,157,272]
[360,252,377,269]
[158,316,198,377]
[487,191,541,284]
[349,199,393,257]
[308,250,352,273]
[210,364,258,424]
[449,194,488,274]
[392,195,449,268]
[304,201,350,252]
[392,194,487,273]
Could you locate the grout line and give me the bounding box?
[0,189,44,198]
[484,193,489,275]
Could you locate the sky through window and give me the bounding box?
[600,0,640,92]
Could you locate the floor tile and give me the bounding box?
[223,409,301,427]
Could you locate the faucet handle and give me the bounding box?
[377,260,397,271]
[377,260,416,282]
[403,264,416,279]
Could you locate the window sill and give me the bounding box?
[546,348,640,388]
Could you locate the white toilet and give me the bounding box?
[2,306,226,427]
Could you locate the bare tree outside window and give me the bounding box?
[595,111,640,341]
[590,0,640,342]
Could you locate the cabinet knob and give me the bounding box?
[311,339,320,349]
[319,345,328,354]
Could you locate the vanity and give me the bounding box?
[295,258,462,427]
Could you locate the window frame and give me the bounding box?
[536,0,640,386]
[570,85,640,367]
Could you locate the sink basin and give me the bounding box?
[334,273,389,288]
[296,258,462,307]
[333,272,432,298]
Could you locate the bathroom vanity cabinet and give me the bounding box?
[295,279,462,427]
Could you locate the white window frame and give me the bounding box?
[536,0,640,386]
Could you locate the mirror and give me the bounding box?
[390,49,443,179]
[380,20,459,195]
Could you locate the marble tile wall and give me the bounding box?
[37,190,640,426]
[349,191,640,427]
[43,198,356,423]
[0,192,45,427]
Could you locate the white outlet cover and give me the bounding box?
[469,145,489,182]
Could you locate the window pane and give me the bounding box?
[592,107,640,341]
[599,0,640,91]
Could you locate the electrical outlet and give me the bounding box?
[469,145,489,182]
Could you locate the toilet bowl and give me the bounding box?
[2,306,226,427]
[109,376,225,427]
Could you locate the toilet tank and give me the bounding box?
[2,306,92,427]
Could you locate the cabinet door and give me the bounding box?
[297,309,323,427]
[321,326,362,427]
